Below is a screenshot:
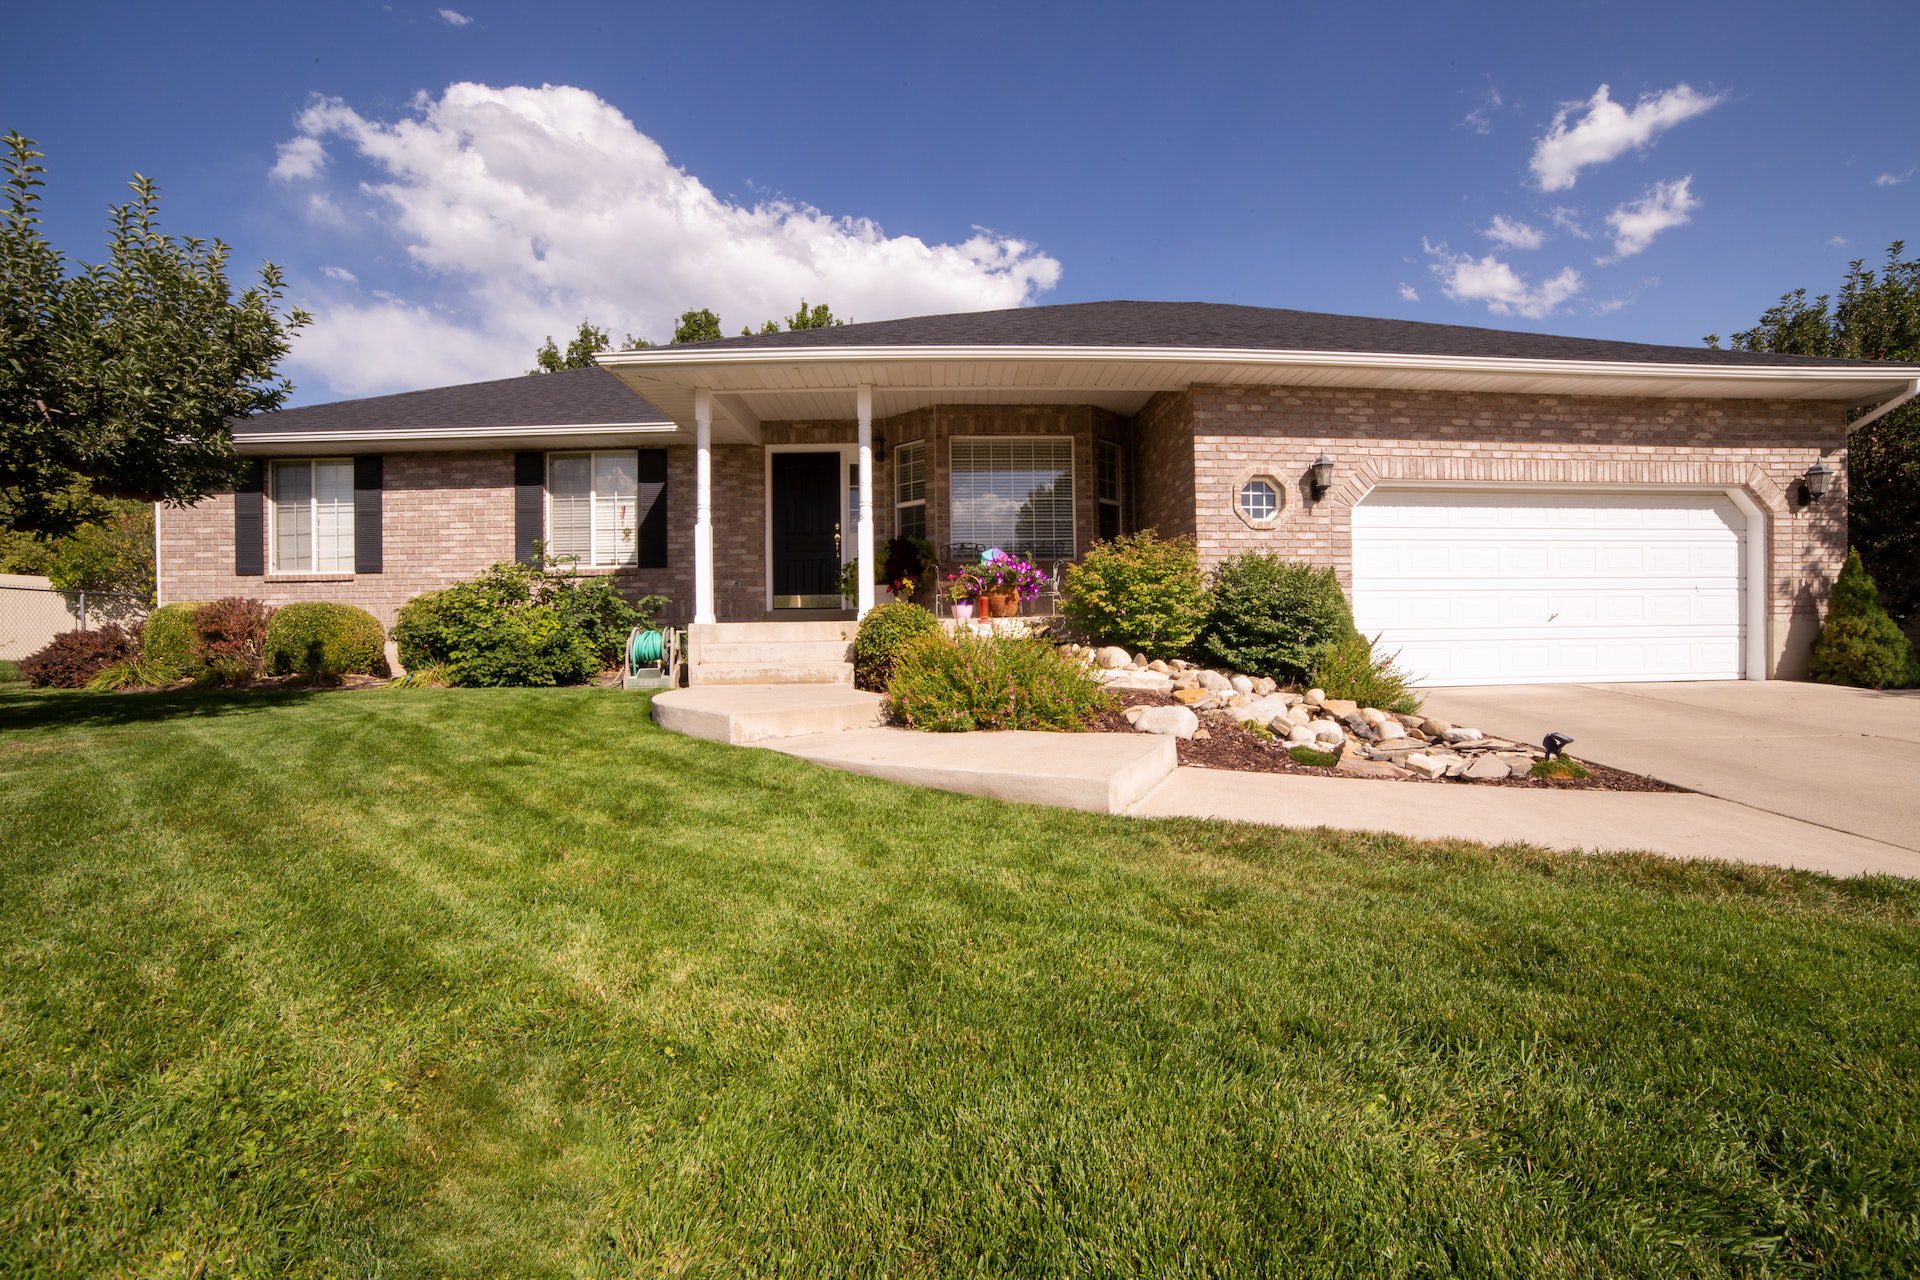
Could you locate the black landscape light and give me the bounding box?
[1543,732,1574,760]
[1307,455,1335,501]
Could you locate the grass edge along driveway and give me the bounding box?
[2,685,1917,1278]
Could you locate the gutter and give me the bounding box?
[1850,376,1920,431]
[230,421,679,450]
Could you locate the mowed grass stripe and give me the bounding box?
[1,686,1917,1277]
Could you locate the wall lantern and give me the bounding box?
[1800,461,1833,504]
[872,430,888,464]
[1307,455,1335,501]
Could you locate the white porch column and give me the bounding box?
[693,387,716,625]
[856,384,876,617]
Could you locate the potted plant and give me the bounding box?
[944,573,976,622]
[970,548,1049,619]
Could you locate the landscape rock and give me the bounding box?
[1241,694,1293,726]
[1122,705,1149,724]
[1148,659,1171,673]
[1321,698,1360,718]
[1308,719,1347,746]
[1097,670,1173,692]
[1133,654,1149,669]
[1135,705,1200,739]
[1373,720,1408,741]
[1192,728,1211,740]
[1198,669,1233,692]
[1173,687,1214,707]
[1304,688,1326,707]
[1403,752,1450,780]
[1461,756,1511,780]
[1253,677,1278,696]
[1442,727,1485,745]
[1419,717,1452,737]
[1359,707,1390,727]
[1096,646,1132,669]
[1338,755,1411,779]
[1229,674,1254,695]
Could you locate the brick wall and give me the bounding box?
[1131,390,1195,539]
[1178,385,1849,678]
[158,449,693,626]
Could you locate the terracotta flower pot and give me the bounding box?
[986,590,1019,618]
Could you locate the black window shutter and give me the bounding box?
[636,448,668,568]
[354,455,384,574]
[514,452,545,565]
[234,460,265,576]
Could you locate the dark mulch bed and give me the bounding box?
[1097,689,1682,792]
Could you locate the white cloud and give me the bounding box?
[270,135,326,182]
[1875,168,1913,187]
[1530,83,1723,191]
[1397,283,1420,302]
[272,83,1062,397]
[437,8,471,25]
[1463,85,1502,135]
[1548,206,1594,240]
[1828,235,1850,248]
[1423,239,1582,318]
[1482,214,1544,250]
[319,264,358,283]
[1599,177,1699,263]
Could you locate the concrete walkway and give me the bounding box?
[1126,767,1917,878]
[1418,682,1920,855]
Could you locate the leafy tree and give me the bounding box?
[0,132,308,539]
[529,319,650,373]
[1706,242,1920,622]
[781,298,842,330]
[672,307,725,344]
[46,499,154,603]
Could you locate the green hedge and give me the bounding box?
[265,602,388,679]
[1196,555,1359,681]
[1061,530,1206,658]
[141,602,205,676]
[886,630,1111,732]
[852,602,940,690]
[393,560,660,687]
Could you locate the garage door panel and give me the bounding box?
[1352,489,1747,686]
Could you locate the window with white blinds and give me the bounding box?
[949,437,1074,560]
[547,451,639,566]
[269,459,354,573]
[893,440,926,540]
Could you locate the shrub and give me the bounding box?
[19,625,137,688]
[86,657,184,691]
[391,560,638,687]
[853,602,941,690]
[1810,548,1920,690]
[141,602,205,676]
[1288,745,1338,768]
[265,602,388,679]
[0,659,21,684]
[192,597,274,684]
[1062,531,1206,658]
[886,630,1112,732]
[1197,555,1358,680]
[1531,757,1591,781]
[1310,632,1422,715]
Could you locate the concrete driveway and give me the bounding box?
[1419,681,1920,860]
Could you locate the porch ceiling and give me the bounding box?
[599,346,1917,440]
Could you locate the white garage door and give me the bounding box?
[1351,488,1747,686]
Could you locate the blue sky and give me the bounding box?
[7,1,1916,403]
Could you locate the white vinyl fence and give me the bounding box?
[0,575,149,660]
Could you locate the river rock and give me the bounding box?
[1096,646,1131,669]
[1136,705,1200,739]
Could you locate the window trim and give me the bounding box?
[947,434,1077,561]
[1096,438,1123,541]
[893,438,927,540]
[1232,469,1286,530]
[266,457,356,576]
[545,449,642,569]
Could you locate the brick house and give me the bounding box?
[158,301,1920,684]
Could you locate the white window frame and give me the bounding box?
[893,439,927,540]
[546,450,640,568]
[948,435,1077,560]
[1096,438,1123,539]
[266,457,355,575]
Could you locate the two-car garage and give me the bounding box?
[1350,488,1757,686]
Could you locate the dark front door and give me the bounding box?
[771,451,842,607]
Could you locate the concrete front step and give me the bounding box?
[689,620,857,645]
[697,639,854,665]
[689,660,855,687]
[651,685,887,744]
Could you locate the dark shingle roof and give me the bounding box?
[235,367,667,436]
[675,300,1905,369]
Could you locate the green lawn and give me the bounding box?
[2,687,1918,1277]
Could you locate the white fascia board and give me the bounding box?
[598,343,1920,395]
[231,421,679,450]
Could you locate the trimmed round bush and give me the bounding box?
[141,602,206,674]
[853,601,940,690]
[1810,548,1920,690]
[1062,530,1206,658]
[265,602,388,679]
[391,562,610,687]
[1197,554,1359,681]
[886,630,1111,732]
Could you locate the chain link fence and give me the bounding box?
[0,578,150,660]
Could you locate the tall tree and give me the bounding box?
[529,319,650,373]
[672,307,725,344]
[0,133,309,539]
[1706,242,1920,623]
[670,300,843,343]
